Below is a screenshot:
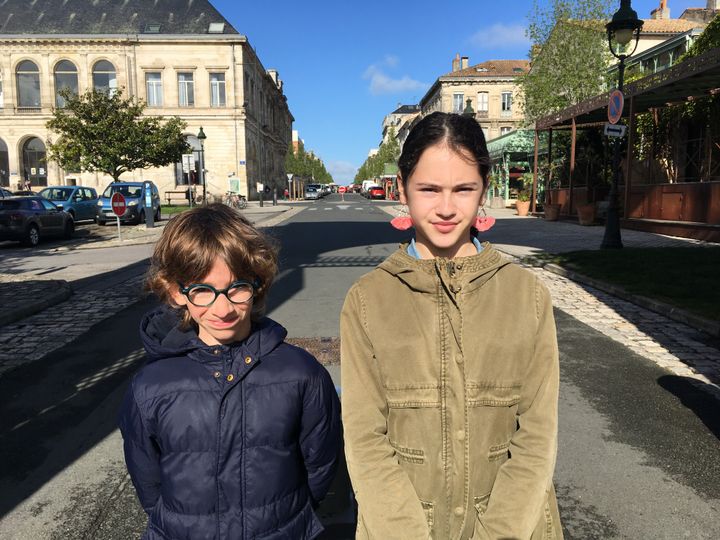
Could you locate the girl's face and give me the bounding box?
[172,257,253,346]
[399,143,485,259]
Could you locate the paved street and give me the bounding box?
[0,193,718,539]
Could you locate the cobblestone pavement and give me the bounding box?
[523,262,720,395]
[0,274,146,376]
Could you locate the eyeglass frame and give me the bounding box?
[177,279,259,307]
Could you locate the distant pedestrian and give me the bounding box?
[118,204,341,539]
[341,112,563,539]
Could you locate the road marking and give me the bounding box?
[324,208,332,211]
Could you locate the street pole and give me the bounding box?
[200,142,206,206]
[601,58,625,249]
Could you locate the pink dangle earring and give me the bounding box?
[473,207,495,232]
[390,205,413,230]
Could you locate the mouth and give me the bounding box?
[432,221,458,233]
[207,318,239,329]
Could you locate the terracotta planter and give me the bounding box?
[544,203,561,221]
[577,203,596,226]
[490,196,505,209]
[515,200,531,216]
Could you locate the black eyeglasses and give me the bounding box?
[178,280,257,307]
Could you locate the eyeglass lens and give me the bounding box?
[187,283,253,306]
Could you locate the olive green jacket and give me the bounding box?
[340,244,562,540]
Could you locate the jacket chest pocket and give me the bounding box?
[466,382,520,462]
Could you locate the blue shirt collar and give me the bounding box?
[407,237,483,259]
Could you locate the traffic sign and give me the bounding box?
[604,123,627,138]
[338,186,347,194]
[608,90,624,124]
[111,192,127,217]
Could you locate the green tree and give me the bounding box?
[284,141,333,183]
[519,0,612,124]
[354,127,400,182]
[46,88,188,181]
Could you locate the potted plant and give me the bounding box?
[487,173,505,209]
[515,172,533,216]
[544,202,561,221]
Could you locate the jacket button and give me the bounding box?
[213,349,220,355]
[454,506,464,516]
[226,374,234,382]
[213,371,221,378]
[455,354,464,364]
[456,430,465,441]
[244,356,252,364]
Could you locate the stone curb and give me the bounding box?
[541,262,720,338]
[0,280,73,328]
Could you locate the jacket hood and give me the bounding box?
[377,241,510,294]
[139,306,288,363]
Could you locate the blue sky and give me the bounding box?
[212,0,701,183]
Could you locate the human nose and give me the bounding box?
[210,292,235,316]
[436,191,456,218]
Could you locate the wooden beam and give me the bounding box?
[569,118,576,215]
[624,95,636,219]
[532,130,540,213]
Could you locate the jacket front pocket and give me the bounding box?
[390,440,425,464]
[420,500,434,528]
[385,385,440,408]
[466,382,520,407]
[473,493,491,517]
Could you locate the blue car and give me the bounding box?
[96,181,161,225]
[39,185,98,222]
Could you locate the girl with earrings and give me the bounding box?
[118,204,341,539]
[341,112,562,539]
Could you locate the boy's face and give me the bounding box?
[172,257,253,346]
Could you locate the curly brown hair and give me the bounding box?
[146,204,278,328]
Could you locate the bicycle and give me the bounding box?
[223,191,247,209]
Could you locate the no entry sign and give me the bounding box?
[111,192,127,217]
[608,90,624,125]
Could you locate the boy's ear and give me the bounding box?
[166,280,188,307]
[397,174,408,205]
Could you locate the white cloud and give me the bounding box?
[363,59,426,95]
[327,160,358,183]
[468,23,530,49]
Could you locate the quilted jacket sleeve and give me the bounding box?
[117,380,162,514]
[299,362,342,506]
[341,284,430,539]
[473,279,560,539]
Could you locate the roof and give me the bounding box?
[536,47,720,130]
[639,18,702,34]
[443,60,530,78]
[391,104,421,115]
[0,0,238,35]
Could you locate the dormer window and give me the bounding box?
[208,22,225,34]
[144,24,161,33]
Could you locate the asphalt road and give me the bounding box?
[0,193,718,539]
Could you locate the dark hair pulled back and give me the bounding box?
[398,112,490,188]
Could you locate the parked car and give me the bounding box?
[304,186,321,200]
[0,187,13,198]
[96,181,161,225]
[368,186,386,200]
[0,196,74,247]
[12,190,36,196]
[39,185,98,221]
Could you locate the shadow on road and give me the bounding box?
[657,375,720,440]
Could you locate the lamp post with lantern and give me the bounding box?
[601,0,643,249]
[197,127,207,206]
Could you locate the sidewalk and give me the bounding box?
[0,201,294,328]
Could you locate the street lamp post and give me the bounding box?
[601,0,643,249]
[197,127,207,206]
[462,98,475,118]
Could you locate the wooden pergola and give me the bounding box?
[532,47,720,240]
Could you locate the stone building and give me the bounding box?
[419,55,529,141]
[0,0,293,201]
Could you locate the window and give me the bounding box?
[453,93,464,113]
[174,135,202,185]
[54,60,79,108]
[482,127,489,140]
[0,75,4,108]
[22,137,47,187]
[477,92,489,112]
[145,72,163,106]
[500,126,512,136]
[93,60,117,94]
[501,92,513,116]
[0,138,8,187]
[210,73,226,107]
[16,60,41,109]
[178,72,194,107]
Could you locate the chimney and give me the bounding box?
[650,0,670,19]
[452,53,460,72]
[461,56,469,70]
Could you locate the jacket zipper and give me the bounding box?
[216,354,231,540]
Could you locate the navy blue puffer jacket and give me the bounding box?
[118,307,341,539]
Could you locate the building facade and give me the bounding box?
[419,55,529,142]
[0,0,292,201]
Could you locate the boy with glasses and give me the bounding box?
[118,204,341,539]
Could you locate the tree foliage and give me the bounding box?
[519,0,612,124]
[354,127,400,183]
[285,141,333,183]
[46,88,188,181]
